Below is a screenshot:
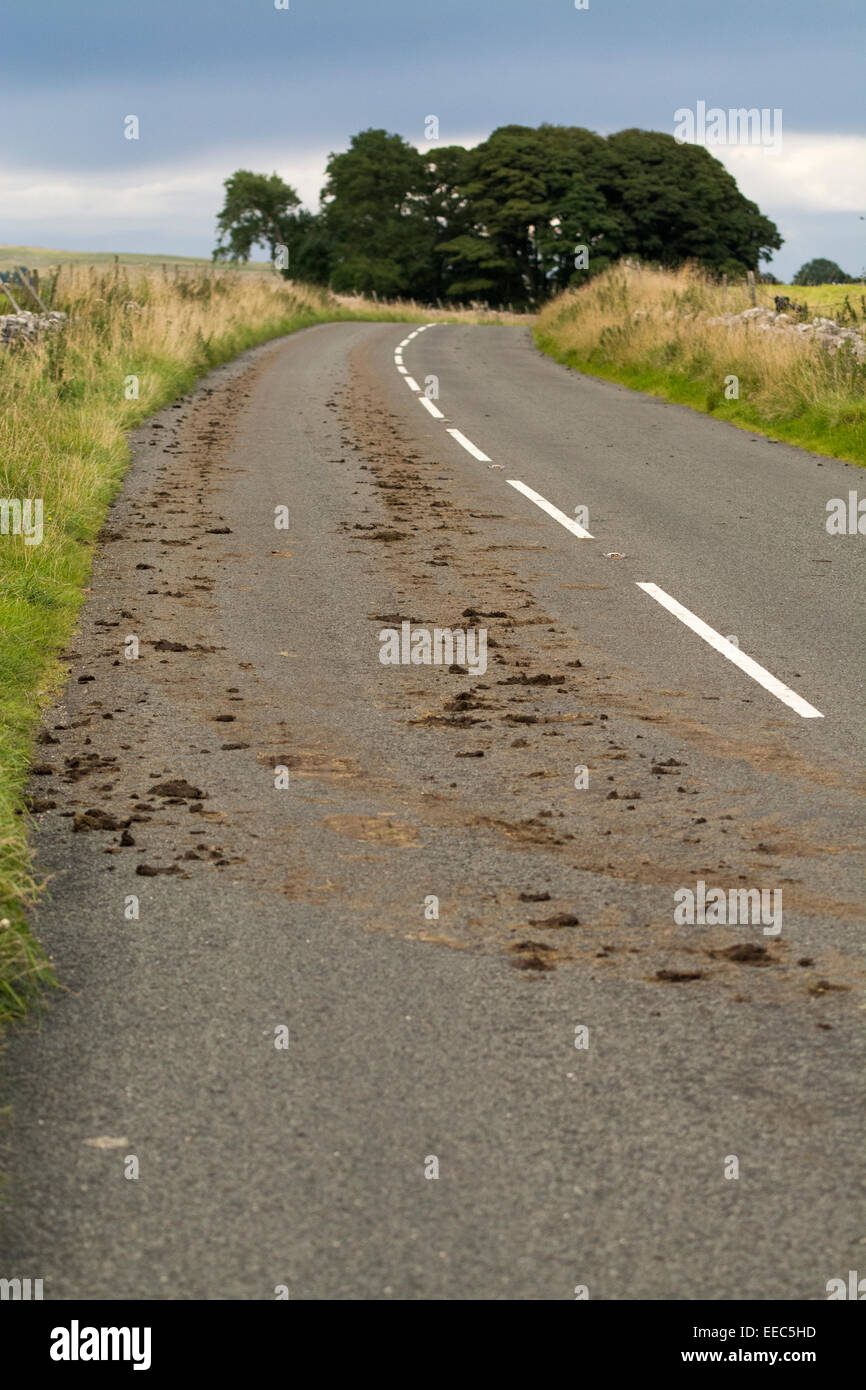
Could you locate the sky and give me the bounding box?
[1,0,864,280]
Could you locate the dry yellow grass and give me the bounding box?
[330,290,532,324]
[536,263,866,463]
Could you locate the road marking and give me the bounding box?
[446,428,491,462]
[636,583,824,718]
[392,328,826,725]
[506,479,594,538]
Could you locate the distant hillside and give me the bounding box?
[0,245,272,272]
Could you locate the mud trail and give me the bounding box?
[25,329,865,1014]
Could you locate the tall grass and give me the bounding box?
[536,263,866,464]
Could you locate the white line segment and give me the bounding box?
[506,479,594,538]
[392,329,825,724]
[446,428,491,462]
[636,583,823,718]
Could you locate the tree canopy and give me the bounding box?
[214,170,301,262]
[792,258,852,285]
[213,124,784,307]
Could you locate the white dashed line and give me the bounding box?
[391,328,826,723]
[636,583,823,718]
[446,428,491,462]
[506,479,594,538]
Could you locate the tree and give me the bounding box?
[420,144,476,299]
[534,174,624,292]
[437,124,614,306]
[600,130,781,274]
[213,170,302,263]
[445,125,566,305]
[437,124,780,307]
[321,129,437,298]
[793,258,852,285]
[287,208,333,286]
[214,123,784,305]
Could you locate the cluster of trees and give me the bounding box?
[792,258,858,286]
[214,124,783,309]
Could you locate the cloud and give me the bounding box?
[714,132,866,213]
[0,132,490,249]
[0,148,326,228]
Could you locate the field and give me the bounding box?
[0,244,272,274]
[770,282,866,316]
[536,263,866,465]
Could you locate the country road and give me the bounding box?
[1,320,863,1301]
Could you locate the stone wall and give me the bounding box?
[0,310,67,344]
[704,305,866,361]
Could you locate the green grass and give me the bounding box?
[771,283,866,317]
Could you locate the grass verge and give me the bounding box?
[0,265,523,1029]
[535,263,866,466]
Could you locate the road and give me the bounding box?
[1,321,863,1300]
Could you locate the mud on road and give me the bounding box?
[25,324,865,1012]
[3,320,864,1303]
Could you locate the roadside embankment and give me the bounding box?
[535,263,866,465]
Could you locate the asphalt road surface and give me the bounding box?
[1,322,863,1300]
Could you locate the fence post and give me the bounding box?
[0,278,22,312]
[747,270,756,306]
[16,267,49,313]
